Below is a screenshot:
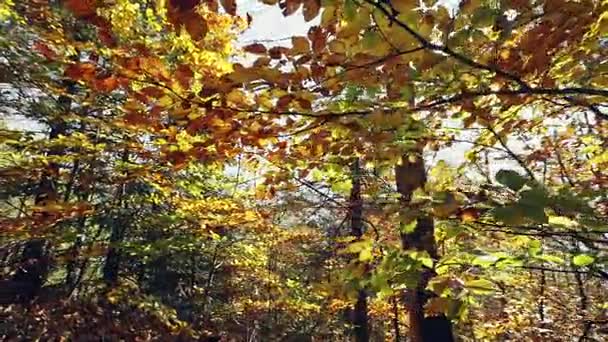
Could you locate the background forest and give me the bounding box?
[1,0,607,341]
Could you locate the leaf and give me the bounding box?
[572,254,595,267]
[268,46,287,59]
[519,187,549,207]
[465,279,495,294]
[175,64,194,89]
[426,297,451,316]
[495,169,527,191]
[520,204,548,223]
[331,179,352,194]
[183,12,208,40]
[220,0,237,15]
[432,192,460,218]
[302,0,320,22]
[33,41,56,60]
[308,26,326,54]
[460,207,480,222]
[390,0,417,13]
[65,62,96,81]
[536,254,565,265]
[400,219,417,234]
[280,0,302,16]
[65,0,97,17]
[291,36,310,54]
[243,43,267,54]
[359,247,373,262]
[93,76,119,92]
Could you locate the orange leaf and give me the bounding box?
[65,0,97,17]
[93,76,119,92]
[33,41,56,60]
[460,207,480,222]
[65,63,96,81]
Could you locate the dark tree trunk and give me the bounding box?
[103,150,130,286]
[395,150,454,342]
[349,159,370,342]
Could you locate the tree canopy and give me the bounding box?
[1,0,608,341]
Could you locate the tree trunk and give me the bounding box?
[103,150,130,286]
[394,149,454,342]
[350,159,370,342]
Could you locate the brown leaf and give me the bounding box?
[296,98,312,110]
[244,43,267,54]
[170,0,201,11]
[175,64,194,89]
[253,56,272,68]
[325,54,346,66]
[308,26,326,54]
[141,87,166,98]
[183,12,208,40]
[202,0,219,12]
[220,0,237,15]
[165,150,189,169]
[276,95,294,111]
[303,0,320,22]
[280,0,302,16]
[268,46,287,59]
[291,36,310,54]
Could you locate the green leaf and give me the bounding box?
[492,205,524,225]
[528,239,541,256]
[465,278,495,294]
[331,179,352,194]
[520,204,548,223]
[572,254,595,267]
[519,187,549,207]
[535,254,565,265]
[400,219,417,234]
[362,30,381,50]
[495,169,527,191]
[359,247,373,262]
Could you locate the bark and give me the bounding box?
[392,296,401,342]
[103,150,130,286]
[394,150,454,342]
[350,159,370,342]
